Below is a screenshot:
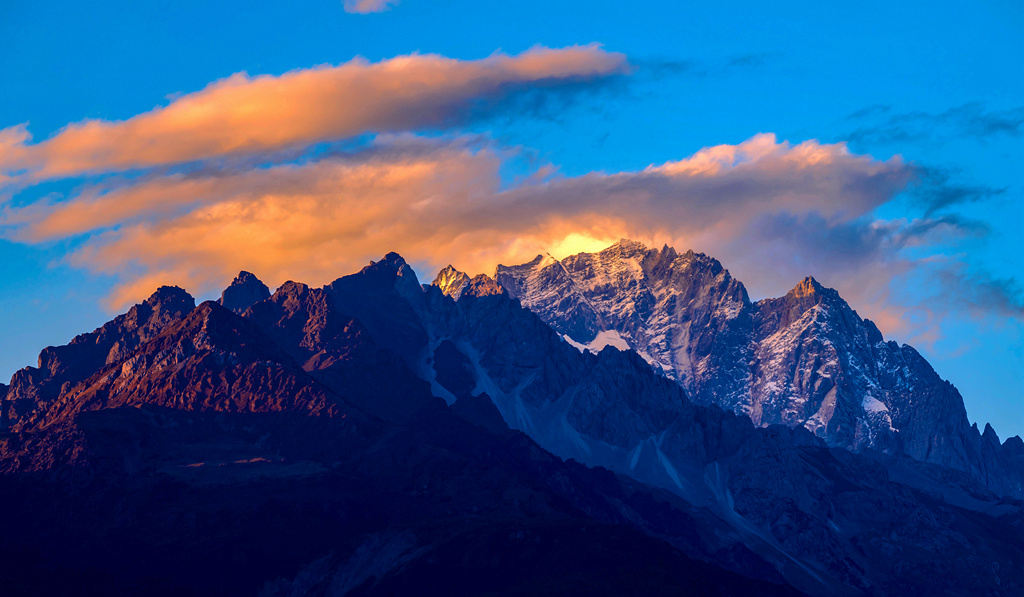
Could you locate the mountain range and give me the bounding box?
[0,241,1021,595]
[489,239,1023,497]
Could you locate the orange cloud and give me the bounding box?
[1,41,1011,365]
[3,134,922,321]
[0,45,627,183]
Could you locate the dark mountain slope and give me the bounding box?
[0,285,799,596]
[347,253,1022,595]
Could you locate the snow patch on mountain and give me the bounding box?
[561,330,630,354]
[862,394,888,414]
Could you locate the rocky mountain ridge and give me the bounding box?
[325,253,1023,594]
[488,239,1022,496]
[1,253,1021,595]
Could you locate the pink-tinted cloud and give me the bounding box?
[0,45,627,184]
[343,0,398,13]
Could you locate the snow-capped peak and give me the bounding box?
[433,265,471,299]
[498,238,980,469]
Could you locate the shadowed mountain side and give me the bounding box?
[0,278,801,596]
[338,253,1021,596]
[220,271,272,315]
[243,280,437,423]
[0,401,803,597]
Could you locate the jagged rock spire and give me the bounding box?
[218,271,271,314]
[433,265,471,300]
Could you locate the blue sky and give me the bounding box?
[1,0,1021,437]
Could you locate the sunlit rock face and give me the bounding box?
[495,240,1015,494]
[432,264,471,300]
[497,240,753,398]
[1,285,196,432]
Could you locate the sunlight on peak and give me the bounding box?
[548,233,621,259]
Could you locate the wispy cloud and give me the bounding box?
[911,165,1007,214]
[724,51,776,70]
[630,52,777,81]
[846,102,1024,146]
[630,58,708,79]
[933,264,1024,319]
[846,104,891,120]
[343,0,398,14]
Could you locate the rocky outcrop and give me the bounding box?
[218,270,271,314]
[431,265,471,300]
[243,279,437,423]
[463,273,506,298]
[495,240,752,397]
[2,285,195,431]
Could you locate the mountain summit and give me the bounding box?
[218,271,271,314]
[495,239,1021,495]
[432,265,471,299]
